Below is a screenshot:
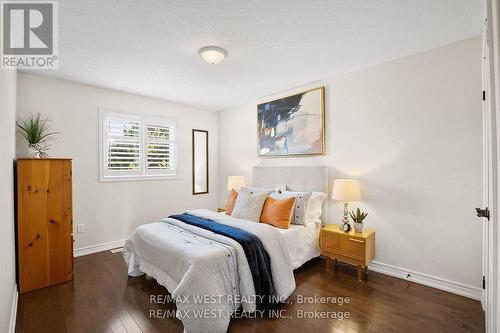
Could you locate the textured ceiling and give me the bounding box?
[26,0,484,111]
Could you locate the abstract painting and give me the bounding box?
[257,87,325,157]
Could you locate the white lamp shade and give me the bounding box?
[227,176,246,191]
[332,179,361,201]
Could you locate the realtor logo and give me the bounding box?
[1,0,58,69]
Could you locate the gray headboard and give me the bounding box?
[253,166,328,193]
[253,166,329,223]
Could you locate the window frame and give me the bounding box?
[99,108,179,182]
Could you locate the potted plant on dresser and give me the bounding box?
[17,112,59,158]
[350,207,368,233]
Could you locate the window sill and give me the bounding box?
[99,175,179,183]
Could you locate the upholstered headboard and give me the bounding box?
[253,166,329,222]
[253,166,328,193]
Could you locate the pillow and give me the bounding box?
[260,196,296,229]
[242,185,287,194]
[306,191,327,220]
[225,189,238,215]
[274,184,287,193]
[270,191,311,226]
[241,187,273,195]
[231,191,269,222]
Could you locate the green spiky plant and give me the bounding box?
[349,208,368,224]
[17,113,59,158]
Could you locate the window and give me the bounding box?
[99,110,178,181]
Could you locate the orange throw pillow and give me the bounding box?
[225,189,238,215]
[260,196,296,229]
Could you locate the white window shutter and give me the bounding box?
[145,120,177,176]
[99,110,178,181]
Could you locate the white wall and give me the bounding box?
[217,37,483,289]
[0,70,17,332]
[17,74,218,250]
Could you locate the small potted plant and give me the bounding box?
[17,112,59,158]
[349,207,368,233]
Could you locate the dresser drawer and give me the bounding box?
[321,231,366,260]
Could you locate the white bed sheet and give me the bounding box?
[278,220,321,269]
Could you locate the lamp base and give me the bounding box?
[339,202,350,232]
[342,202,349,224]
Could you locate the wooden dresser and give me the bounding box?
[16,159,73,293]
[320,224,375,281]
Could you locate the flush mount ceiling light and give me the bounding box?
[199,46,227,64]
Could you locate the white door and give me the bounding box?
[481,2,499,331]
[480,17,491,311]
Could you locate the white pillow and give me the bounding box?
[306,191,327,220]
[270,191,311,226]
[242,184,287,194]
[275,184,287,193]
[231,191,269,222]
[240,187,273,195]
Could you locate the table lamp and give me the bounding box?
[227,176,246,191]
[332,179,361,229]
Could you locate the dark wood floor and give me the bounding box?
[15,251,484,333]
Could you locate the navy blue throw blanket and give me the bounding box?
[168,213,275,309]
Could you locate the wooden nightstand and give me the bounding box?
[217,208,226,213]
[320,225,375,281]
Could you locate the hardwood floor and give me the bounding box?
[15,251,484,333]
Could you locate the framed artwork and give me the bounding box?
[257,86,325,157]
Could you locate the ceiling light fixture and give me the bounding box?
[199,46,227,64]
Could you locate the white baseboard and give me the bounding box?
[73,239,126,257]
[368,260,482,301]
[9,284,18,333]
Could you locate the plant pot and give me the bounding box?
[28,144,49,159]
[353,222,363,233]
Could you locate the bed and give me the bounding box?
[123,166,328,333]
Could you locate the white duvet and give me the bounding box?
[278,221,321,269]
[122,209,295,333]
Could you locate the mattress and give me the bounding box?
[278,221,321,269]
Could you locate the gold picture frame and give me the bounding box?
[257,86,325,158]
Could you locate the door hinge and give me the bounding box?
[476,207,490,220]
[483,91,486,101]
[483,276,486,289]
